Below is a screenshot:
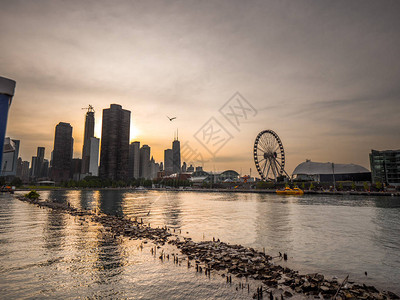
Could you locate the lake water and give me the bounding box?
[1,190,399,298]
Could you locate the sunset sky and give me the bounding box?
[1,0,400,175]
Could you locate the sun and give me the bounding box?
[130,123,140,142]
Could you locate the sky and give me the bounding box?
[1,0,400,176]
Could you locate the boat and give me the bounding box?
[276,187,304,195]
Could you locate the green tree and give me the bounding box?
[363,182,369,191]
[309,182,314,190]
[338,182,343,191]
[351,182,356,190]
[375,181,382,191]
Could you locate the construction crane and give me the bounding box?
[82,104,95,113]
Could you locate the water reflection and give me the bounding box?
[253,194,294,254]
[99,190,124,216]
[161,192,182,229]
[42,211,66,252]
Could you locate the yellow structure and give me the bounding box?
[276,187,304,195]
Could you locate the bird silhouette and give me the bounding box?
[167,116,176,121]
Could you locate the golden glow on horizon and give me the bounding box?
[95,119,102,139]
[130,123,140,142]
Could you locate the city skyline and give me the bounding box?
[2,0,400,174]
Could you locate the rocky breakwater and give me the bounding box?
[16,194,399,299]
[170,237,399,299]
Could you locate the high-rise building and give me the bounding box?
[0,76,16,169]
[164,149,173,175]
[42,159,49,178]
[172,138,181,174]
[21,161,30,182]
[128,141,140,179]
[51,122,74,182]
[1,137,20,177]
[370,149,400,186]
[148,156,160,180]
[88,137,99,176]
[187,164,194,173]
[99,104,130,180]
[30,156,37,178]
[139,145,150,179]
[35,147,45,179]
[182,162,187,173]
[81,105,95,175]
[70,158,82,181]
[16,158,30,182]
[16,157,23,177]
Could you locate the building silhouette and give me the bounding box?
[81,105,95,175]
[172,138,181,174]
[1,137,20,177]
[35,147,45,178]
[0,76,16,170]
[139,145,150,179]
[128,141,140,179]
[51,122,73,182]
[164,149,173,175]
[99,104,130,180]
[87,137,99,176]
[17,157,30,182]
[370,149,400,186]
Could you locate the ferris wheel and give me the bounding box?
[253,130,288,181]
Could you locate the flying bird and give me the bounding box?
[167,116,176,121]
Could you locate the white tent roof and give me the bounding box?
[293,160,369,175]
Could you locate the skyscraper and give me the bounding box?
[88,137,99,176]
[0,76,16,169]
[164,149,173,175]
[1,137,20,177]
[128,141,140,179]
[81,105,95,175]
[172,138,181,174]
[139,145,150,179]
[99,104,130,180]
[35,147,45,178]
[51,122,73,182]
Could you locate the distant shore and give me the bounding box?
[12,187,400,197]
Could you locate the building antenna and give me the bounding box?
[82,104,95,113]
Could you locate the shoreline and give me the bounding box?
[13,193,400,299]
[13,187,400,197]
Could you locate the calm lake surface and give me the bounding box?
[1,190,399,298]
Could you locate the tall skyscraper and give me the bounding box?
[0,76,16,169]
[35,147,45,178]
[172,138,181,174]
[1,137,20,177]
[16,158,30,182]
[99,104,130,180]
[88,137,99,176]
[150,156,159,180]
[21,161,30,182]
[30,156,37,178]
[139,145,150,179]
[128,141,140,179]
[51,122,73,182]
[81,105,95,174]
[164,149,173,174]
